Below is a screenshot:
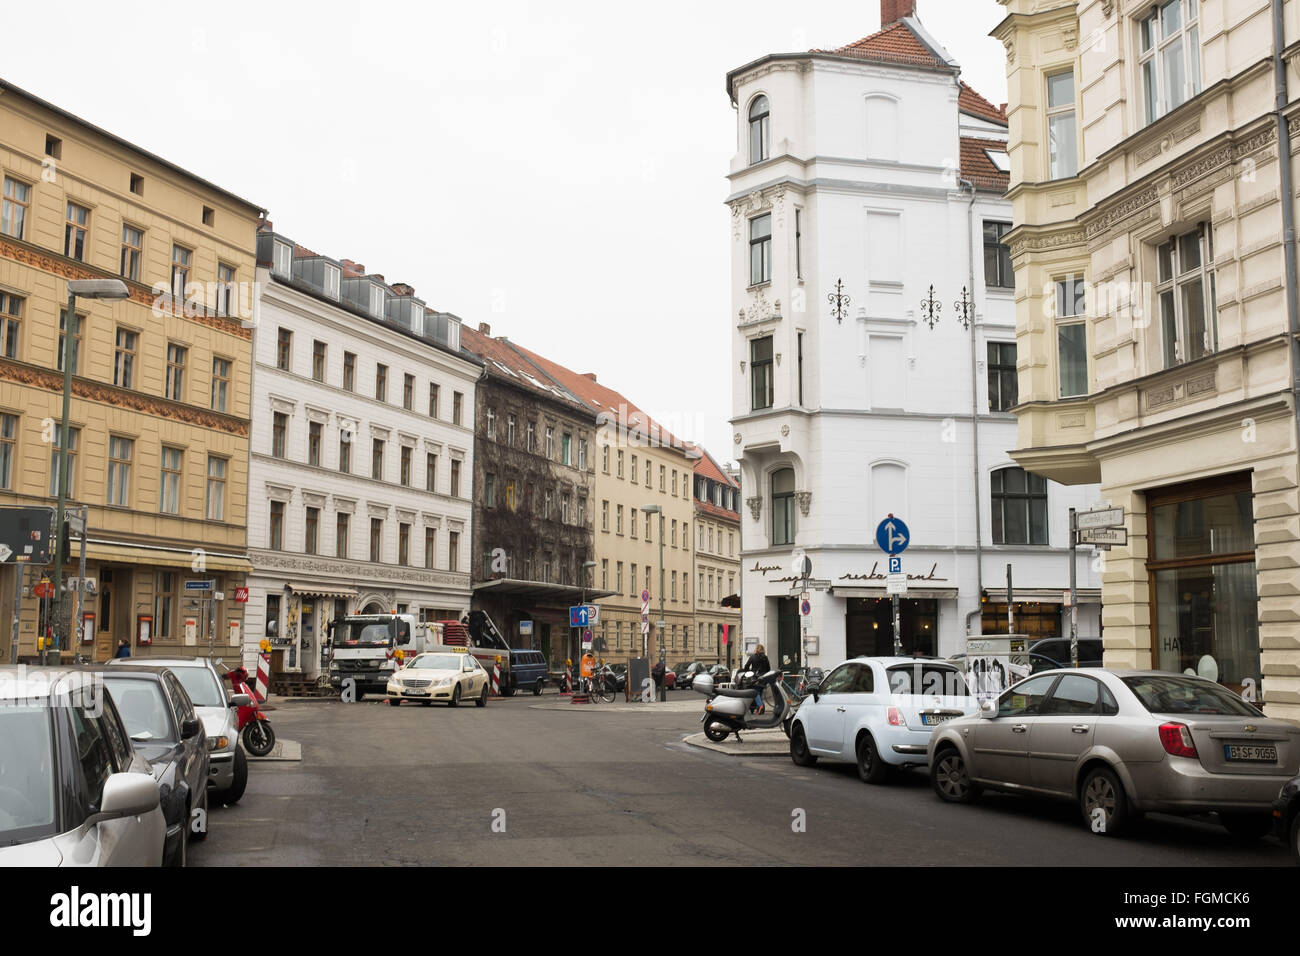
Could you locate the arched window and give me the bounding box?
[749,95,770,165]
[991,467,1048,545]
[772,467,795,545]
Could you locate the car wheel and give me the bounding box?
[856,733,890,785]
[449,684,461,707]
[534,679,544,696]
[931,747,979,804]
[1220,812,1273,841]
[703,721,731,743]
[790,723,817,767]
[476,685,488,707]
[216,747,249,806]
[1079,766,1128,836]
[388,698,401,707]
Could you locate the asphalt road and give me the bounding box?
[190,692,1293,867]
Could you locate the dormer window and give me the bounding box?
[409,304,423,333]
[323,264,340,300]
[370,285,385,318]
[748,95,770,165]
[273,241,292,278]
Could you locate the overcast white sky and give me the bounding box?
[4,0,1008,468]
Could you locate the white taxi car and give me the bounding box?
[386,652,489,708]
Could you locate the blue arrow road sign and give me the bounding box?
[569,605,589,628]
[875,516,910,556]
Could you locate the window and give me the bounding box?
[48,425,79,497]
[748,94,770,164]
[202,205,215,227]
[1157,226,1217,368]
[375,364,388,402]
[64,202,88,260]
[645,460,651,487]
[448,530,460,571]
[751,336,774,410]
[617,504,624,534]
[671,519,677,547]
[630,563,638,597]
[602,444,609,473]
[162,343,187,402]
[1141,0,1202,124]
[336,513,350,558]
[578,438,587,470]
[659,464,665,491]
[426,453,437,492]
[403,373,414,410]
[370,518,383,562]
[631,507,637,538]
[128,170,142,194]
[1,177,30,239]
[398,523,410,566]
[601,559,608,590]
[113,328,137,388]
[272,412,288,458]
[631,455,638,482]
[506,414,517,446]
[616,562,624,593]
[795,208,803,280]
[486,407,496,440]
[343,352,356,391]
[0,291,21,359]
[577,495,586,526]
[617,450,624,478]
[400,445,412,486]
[772,467,795,546]
[171,245,192,299]
[211,357,230,411]
[601,499,609,531]
[0,413,14,490]
[452,391,463,425]
[424,528,436,569]
[369,285,385,318]
[70,707,113,810]
[155,572,175,640]
[339,431,352,474]
[205,456,226,520]
[1046,71,1078,179]
[988,342,1018,412]
[312,341,326,382]
[120,225,143,281]
[544,488,553,520]
[485,472,497,508]
[106,436,133,507]
[749,214,772,285]
[506,479,517,511]
[58,310,83,374]
[1055,277,1088,398]
[272,241,292,277]
[991,467,1048,546]
[309,421,323,466]
[450,459,461,497]
[561,493,571,523]
[371,438,385,480]
[545,427,555,460]
[160,446,182,515]
[428,383,439,417]
[672,471,678,497]
[276,328,292,371]
[562,432,572,466]
[269,501,285,549]
[215,263,235,316]
[983,221,1013,289]
[305,507,320,555]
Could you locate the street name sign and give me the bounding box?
[185,579,215,592]
[1078,527,1127,546]
[1075,508,1124,530]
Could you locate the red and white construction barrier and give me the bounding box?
[491,662,500,697]
[254,652,271,702]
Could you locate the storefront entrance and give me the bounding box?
[845,597,938,657]
[776,597,801,670]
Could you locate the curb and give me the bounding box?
[682,730,790,756]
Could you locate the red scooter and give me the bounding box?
[222,666,276,757]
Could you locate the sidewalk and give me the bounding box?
[683,727,789,756]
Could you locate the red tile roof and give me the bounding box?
[813,20,949,71]
[460,325,592,415]
[694,446,738,489]
[959,81,1007,126]
[696,498,739,522]
[960,137,1010,192]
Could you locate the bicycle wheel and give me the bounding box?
[594,679,615,704]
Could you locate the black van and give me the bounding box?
[508,650,549,695]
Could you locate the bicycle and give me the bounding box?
[579,670,616,704]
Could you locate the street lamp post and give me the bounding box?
[640,504,665,701]
[52,280,129,660]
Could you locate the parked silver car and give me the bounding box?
[0,666,165,866]
[112,656,248,804]
[927,668,1300,837]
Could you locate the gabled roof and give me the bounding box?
[812,17,952,71]
[460,325,592,416]
[694,446,739,490]
[960,137,1010,192]
[958,81,1007,126]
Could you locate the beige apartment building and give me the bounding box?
[692,449,740,667]
[994,0,1300,720]
[0,79,262,662]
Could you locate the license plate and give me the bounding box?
[403,689,428,696]
[1224,744,1277,762]
[921,714,955,726]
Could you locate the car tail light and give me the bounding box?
[888,706,905,727]
[1159,722,1198,758]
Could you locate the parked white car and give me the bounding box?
[790,657,978,783]
[0,666,165,866]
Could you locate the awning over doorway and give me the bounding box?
[286,584,358,600]
[85,539,253,574]
[471,578,615,605]
[1002,588,1101,604]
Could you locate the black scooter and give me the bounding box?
[694,669,795,743]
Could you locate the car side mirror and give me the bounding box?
[181,717,201,739]
[805,680,821,699]
[229,693,251,708]
[979,700,998,719]
[87,772,159,825]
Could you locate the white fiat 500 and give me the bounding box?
[789,657,978,783]
[386,652,489,708]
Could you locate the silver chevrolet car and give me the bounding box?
[928,668,1300,838]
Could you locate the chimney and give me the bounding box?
[881,0,917,26]
[391,283,415,297]
[583,372,597,382]
[340,259,366,275]
[478,322,491,335]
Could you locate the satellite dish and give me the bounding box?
[1196,655,1219,683]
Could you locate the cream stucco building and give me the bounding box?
[994,0,1300,720]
